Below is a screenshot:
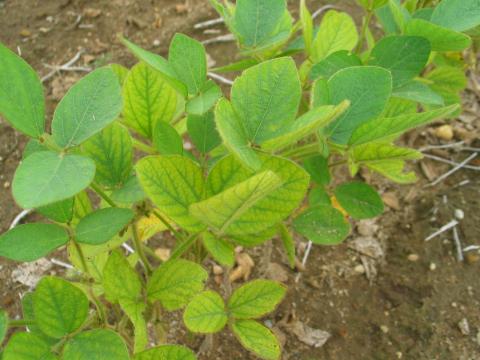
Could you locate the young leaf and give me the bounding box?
[325,66,392,144]
[183,291,228,333]
[392,80,444,106]
[136,156,205,232]
[356,0,388,10]
[22,139,48,159]
[205,154,310,236]
[190,171,283,235]
[0,309,7,345]
[111,176,146,204]
[33,276,89,338]
[278,224,296,268]
[228,280,286,319]
[147,259,208,310]
[12,151,96,209]
[303,155,331,186]
[134,345,196,360]
[364,159,417,183]
[214,98,261,170]
[300,0,314,55]
[310,50,362,80]
[261,102,349,151]
[186,80,222,115]
[405,19,472,52]
[62,329,130,360]
[123,62,177,139]
[388,0,408,31]
[103,250,142,303]
[232,319,281,360]
[152,121,184,155]
[119,299,148,354]
[75,208,134,245]
[293,204,351,245]
[233,0,286,48]
[0,223,69,262]
[431,0,480,32]
[231,226,278,248]
[334,182,384,219]
[187,111,221,154]
[111,63,129,85]
[426,66,467,106]
[309,187,332,206]
[37,197,74,224]
[0,42,45,138]
[3,333,56,360]
[82,123,133,188]
[230,57,302,144]
[369,35,431,88]
[202,233,235,267]
[351,143,423,165]
[51,67,122,148]
[311,10,358,62]
[382,97,418,117]
[349,105,459,145]
[169,34,207,95]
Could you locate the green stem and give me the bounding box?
[329,160,347,168]
[8,319,35,327]
[90,182,118,208]
[356,5,374,53]
[132,222,153,274]
[132,138,157,155]
[170,233,201,261]
[152,210,184,240]
[280,142,318,158]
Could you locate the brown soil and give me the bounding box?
[1,0,479,359]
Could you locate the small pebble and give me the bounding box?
[153,39,161,47]
[407,254,419,262]
[354,264,365,274]
[396,352,403,359]
[465,252,480,264]
[454,209,464,220]
[212,265,223,275]
[429,262,437,271]
[434,124,454,140]
[380,325,389,334]
[458,318,470,336]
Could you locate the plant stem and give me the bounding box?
[280,143,319,159]
[329,160,347,168]
[8,319,35,327]
[152,210,184,240]
[356,4,374,53]
[132,138,157,155]
[90,182,117,208]
[132,222,153,274]
[170,233,201,261]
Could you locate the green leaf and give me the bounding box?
[205,154,310,236]
[382,97,418,117]
[22,139,48,159]
[147,259,208,310]
[230,58,302,144]
[311,10,358,62]
[72,191,93,225]
[0,310,6,345]
[111,176,146,204]
[183,291,228,333]
[356,0,388,10]
[202,233,235,267]
[293,204,351,245]
[134,345,196,360]
[228,280,286,319]
[0,224,69,262]
[366,159,417,183]
[405,19,472,52]
[300,0,314,55]
[13,151,95,209]
[233,0,286,48]
[334,182,384,219]
[278,224,296,268]
[51,67,122,148]
[21,292,56,343]
[37,198,74,224]
[214,98,261,170]
[119,299,148,353]
[123,62,178,139]
[426,66,467,106]
[232,320,280,360]
[103,250,142,303]
[212,58,259,73]
[231,226,278,247]
[310,50,362,80]
[121,37,187,96]
[62,329,130,360]
[325,66,392,144]
[0,43,45,138]
[82,123,133,188]
[76,208,134,245]
[431,0,480,32]
[190,171,283,235]
[186,80,222,115]
[187,111,221,154]
[388,0,408,31]
[309,187,332,206]
[261,103,349,151]
[34,277,89,338]
[169,34,207,95]
[111,63,129,86]
[392,80,445,106]
[369,35,430,88]
[136,156,205,232]
[152,121,183,155]
[349,105,459,145]
[303,155,331,186]
[3,333,56,360]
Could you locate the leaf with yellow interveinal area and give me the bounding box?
[136,211,174,242]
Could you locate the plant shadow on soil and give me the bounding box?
[0,0,479,359]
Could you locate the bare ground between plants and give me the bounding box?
[0,0,479,359]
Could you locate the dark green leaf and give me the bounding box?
[110,176,146,204]
[152,121,183,155]
[62,329,130,360]
[334,182,384,219]
[187,111,221,154]
[309,187,331,206]
[310,50,362,80]
[37,198,74,224]
[186,80,222,115]
[3,333,56,360]
[0,310,6,345]
[431,0,480,32]
[392,80,444,106]
[303,156,331,185]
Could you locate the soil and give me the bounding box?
[1,0,479,359]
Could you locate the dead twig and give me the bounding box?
[422,153,480,171]
[295,240,313,283]
[40,50,91,83]
[425,219,459,241]
[202,33,235,45]
[426,153,478,187]
[208,72,234,86]
[194,17,224,29]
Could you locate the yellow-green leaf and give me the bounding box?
[183,291,228,333]
[232,320,280,360]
